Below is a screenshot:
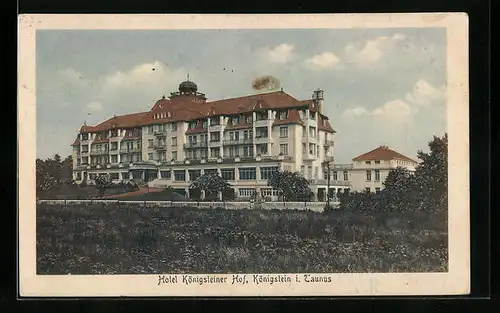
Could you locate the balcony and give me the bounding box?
[332,163,353,170]
[254,136,270,144]
[109,148,119,154]
[323,140,335,146]
[308,179,351,187]
[154,144,167,151]
[222,138,253,146]
[303,136,317,143]
[303,153,318,161]
[184,141,208,149]
[154,130,168,137]
[120,147,141,154]
[90,150,109,155]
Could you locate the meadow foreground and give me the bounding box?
[36,203,448,274]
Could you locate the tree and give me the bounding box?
[95,173,111,197]
[267,170,313,208]
[382,167,419,212]
[414,133,448,212]
[189,172,231,202]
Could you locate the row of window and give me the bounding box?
[163,167,279,182]
[366,187,382,194]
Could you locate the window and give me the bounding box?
[228,146,238,157]
[211,147,221,158]
[365,187,371,193]
[81,133,89,140]
[148,153,153,160]
[365,161,371,164]
[148,139,153,148]
[284,165,292,172]
[309,126,316,138]
[77,158,81,166]
[171,123,177,131]
[261,188,279,197]
[210,132,220,142]
[279,144,288,155]
[200,149,208,159]
[111,155,118,164]
[243,146,253,157]
[210,117,220,126]
[110,173,119,180]
[76,172,82,180]
[280,126,288,138]
[332,171,338,181]
[160,171,171,179]
[238,167,256,180]
[231,117,239,125]
[171,137,177,146]
[343,171,348,181]
[202,120,208,128]
[171,151,177,161]
[260,167,278,180]
[221,168,235,181]
[174,170,186,181]
[239,188,255,197]
[279,111,288,120]
[300,166,305,176]
[188,170,201,181]
[314,167,319,179]
[308,166,313,179]
[246,115,253,123]
[256,144,267,155]
[148,126,153,134]
[111,130,118,137]
[366,170,372,181]
[189,122,197,129]
[302,143,306,154]
[375,170,380,181]
[375,187,381,194]
[111,142,118,150]
[375,160,380,164]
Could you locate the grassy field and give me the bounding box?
[36,203,448,274]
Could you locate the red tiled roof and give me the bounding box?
[71,137,80,146]
[318,115,336,133]
[352,146,417,163]
[79,90,321,134]
[272,109,304,126]
[80,112,150,133]
[185,127,208,134]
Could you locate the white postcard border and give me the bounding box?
[18,13,470,297]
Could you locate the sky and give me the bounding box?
[36,28,447,163]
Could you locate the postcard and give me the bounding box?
[18,13,470,297]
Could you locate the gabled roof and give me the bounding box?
[352,146,417,163]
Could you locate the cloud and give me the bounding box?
[86,101,103,112]
[405,79,446,106]
[342,99,412,122]
[372,99,412,120]
[345,33,406,65]
[342,106,370,118]
[259,44,294,63]
[101,60,184,92]
[304,52,342,70]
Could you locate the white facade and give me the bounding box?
[71,88,340,201]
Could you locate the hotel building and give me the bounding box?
[71,79,350,200]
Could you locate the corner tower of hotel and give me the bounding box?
[70,78,348,200]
